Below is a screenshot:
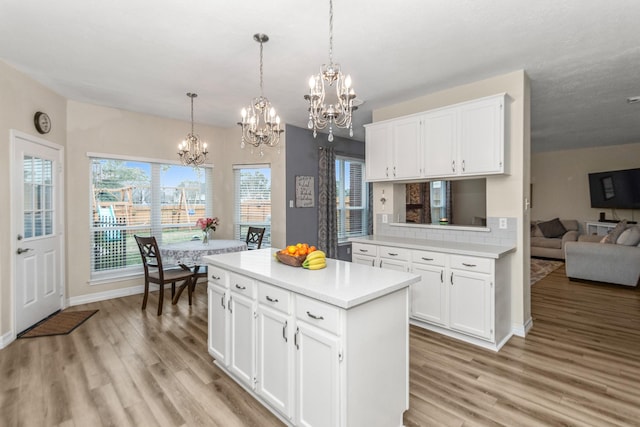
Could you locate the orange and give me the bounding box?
[287,245,296,254]
[309,246,316,253]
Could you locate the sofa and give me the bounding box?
[565,222,640,287]
[531,218,580,260]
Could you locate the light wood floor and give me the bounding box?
[2,266,640,426]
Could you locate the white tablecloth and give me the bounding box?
[160,239,247,266]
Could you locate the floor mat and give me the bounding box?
[18,309,98,338]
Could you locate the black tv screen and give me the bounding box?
[588,168,640,209]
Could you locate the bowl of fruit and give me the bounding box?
[275,243,326,269]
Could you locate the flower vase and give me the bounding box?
[202,231,209,245]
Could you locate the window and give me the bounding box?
[234,164,271,247]
[90,157,212,280]
[336,157,368,240]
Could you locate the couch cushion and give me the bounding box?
[601,220,627,244]
[531,221,544,237]
[531,236,562,249]
[617,226,640,246]
[537,218,567,238]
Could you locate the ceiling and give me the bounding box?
[1,0,639,152]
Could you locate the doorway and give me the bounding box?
[11,130,65,335]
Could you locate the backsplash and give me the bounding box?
[375,215,517,246]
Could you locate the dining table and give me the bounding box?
[160,239,248,303]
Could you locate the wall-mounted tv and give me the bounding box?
[588,168,640,209]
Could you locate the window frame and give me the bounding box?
[336,155,368,241]
[233,164,271,247]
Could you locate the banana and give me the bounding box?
[305,251,326,261]
[305,258,326,266]
[306,262,326,270]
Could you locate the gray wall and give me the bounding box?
[285,125,365,260]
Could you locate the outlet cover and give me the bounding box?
[499,218,507,229]
[382,214,388,224]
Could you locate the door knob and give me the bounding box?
[17,248,32,254]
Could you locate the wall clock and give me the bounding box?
[34,111,51,134]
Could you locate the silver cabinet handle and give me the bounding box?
[306,311,324,320]
[211,274,221,280]
[235,284,246,290]
[359,249,369,253]
[221,292,226,309]
[450,272,454,285]
[17,248,32,255]
[385,167,389,177]
[371,259,375,267]
[228,296,233,312]
[393,166,396,177]
[462,159,466,172]
[294,327,300,350]
[387,252,398,256]
[421,257,433,261]
[462,263,477,267]
[266,295,279,303]
[452,160,456,172]
[283,320,288,342]
[440,270,443,283]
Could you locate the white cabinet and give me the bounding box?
[352,242,410,272]
[423,94,505,178]
[207,265,229,365]
[585,221,617,236]
[449,269,492,340]
[410,250,447,326]
[365,93,506,182]
[365,116,422,181]
[294,296,341,427]
[228,273,257,387]
[256,283,294,420]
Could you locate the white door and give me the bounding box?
[257,305,292,419]
[229,290,256,387]
[12,132,64,334]
[411,264,447,326]
[295,322,340,427]
[208,284,228,364]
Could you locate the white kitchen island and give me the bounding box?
[203,248,420,427]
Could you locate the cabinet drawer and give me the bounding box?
[411,250,446,266]
[207,265,227,287]
[450,255,491,274]
[295,295,340,335]
[352,242,377,257]
[229,272,256,296]
[378,245,410,261]
[258,282,291,314]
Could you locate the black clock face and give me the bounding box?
[34,112,51,134]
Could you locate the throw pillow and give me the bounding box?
[537,218,567,238]
[616,225,640,246]
[601,220,627,244]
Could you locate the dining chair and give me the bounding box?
[134,235,195,315]
[246,226,266,250]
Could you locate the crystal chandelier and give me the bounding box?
[178,92,208,166]
[239,33,283,155]
[304,0,356,142]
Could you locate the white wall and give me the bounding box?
[369,70,532,334]
[0,61,67,339]
[531,142,640,227]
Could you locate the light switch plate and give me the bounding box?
[499,218,507,229]
[382,214,388,224]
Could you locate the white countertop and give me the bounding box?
[203,249,420,309]
[350,235,515,259]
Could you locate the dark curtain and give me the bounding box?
[367,183,373,235]
[318,147,338,258]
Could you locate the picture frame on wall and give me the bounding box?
[295,176,314,207]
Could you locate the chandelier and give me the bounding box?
[239,33,283,155]
[178,92,208,166]
[304,0,356,142]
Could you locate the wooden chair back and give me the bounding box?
[246,227,266,250]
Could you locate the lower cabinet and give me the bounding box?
[208,283,228,364]
[353,241,511,350]
[228,278,256,386]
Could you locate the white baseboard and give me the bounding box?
[0,331,15,350]
[67,284,145,306]
[512,317,533,337]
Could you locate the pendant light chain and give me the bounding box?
[328,0,334,66]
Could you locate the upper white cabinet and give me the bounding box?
[365,93,506,181]
[365,115,422,181]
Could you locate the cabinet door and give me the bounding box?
[365,123,392,181]
[295,322,340,427]
[351,254,375,267]
[392,116,422,179]
[257,305,293,420]
[449,270,493,340]
[459,95,504,175]
[229,291,256,387]
[423,108,457,177]
[410,264,447,326]
[208,284,228,364]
